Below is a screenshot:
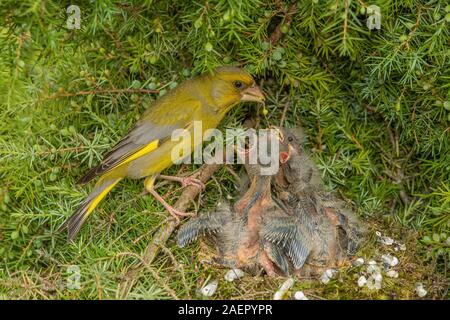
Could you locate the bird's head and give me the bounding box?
[206,66,265,111]
[269,126,300,164]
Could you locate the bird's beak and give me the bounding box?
[240,85,265,102]
[280,145,294,164]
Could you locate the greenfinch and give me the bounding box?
[63,66,265,240]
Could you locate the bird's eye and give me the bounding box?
[233,81,243,89]
[287,136,294,142]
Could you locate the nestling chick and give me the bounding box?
[178,129,292,276]
[265,127,364,276]
[178,127,364,277]
[177,200,285,276]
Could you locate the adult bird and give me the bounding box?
[63,66,265,240]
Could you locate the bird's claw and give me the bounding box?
[168,207,197,224]
[180,177,205,191]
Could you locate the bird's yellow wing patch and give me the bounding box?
[105,122,193,171]
[77,115,197,185]
[116,139,160,167]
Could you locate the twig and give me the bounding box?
[356,0,368,8]
[404,6,422,49]
[38,146,87,156]
[279,97,291,127]
[43,88,159,100]
[270,2,298,45]
[117,163,222,299]
[342,0,349,43]
[224,165,242,185]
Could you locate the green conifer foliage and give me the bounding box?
[0,0,448,298]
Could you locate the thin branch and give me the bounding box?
[42,88,159,101]
[270,2,298,45]
[279,97,291,127]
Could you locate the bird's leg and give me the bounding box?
[157,174,205,191]
[144,176,196,222]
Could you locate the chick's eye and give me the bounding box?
[233,80,243,89]
[287,136,294,142]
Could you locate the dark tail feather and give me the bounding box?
[62,177,121,240]
[65,199,92,240]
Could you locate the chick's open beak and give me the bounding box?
[280,145,294,164]
[240,85,265,102]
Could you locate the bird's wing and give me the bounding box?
[264,242,290,275]
[285,233,310,269]
[177,212,230,247]
[261,216,298,246]
[261,216,311,269]
[78,99,201,184]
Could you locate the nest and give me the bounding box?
[177,127,365,277]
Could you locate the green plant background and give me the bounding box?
[0,0,448,299]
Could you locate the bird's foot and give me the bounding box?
[179,176,205,190]
[158,174,205,191]
[167,206,196,224]
[147,188,196,223]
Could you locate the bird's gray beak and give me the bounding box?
[240,85,265,102]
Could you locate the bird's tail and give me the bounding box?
[63,176,122,240]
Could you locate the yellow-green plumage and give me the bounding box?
[64,66,264,240]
